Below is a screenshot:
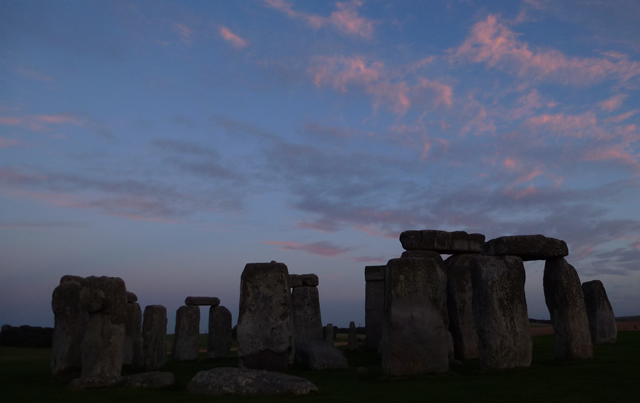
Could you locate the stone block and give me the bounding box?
[289,274,319,288]
[143,305,167,371]
[208,305,232,359]
[399,230,485,254]
[291,286,323,343]
[582,280,617,345]
[484,235,568,261]
[172,305,200,361]
[445,254,479,360]
[185,296,220,306]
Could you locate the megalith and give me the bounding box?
[290,274,323,343]
[484,235,568,261]
[582,280,617,344]
[348,321,357,351]
[382,257,449,376]
[123,294,143,369]
[445,254,479,360]
[324,324,334,344]
[364,265,385,351]
[543,258,592,360]
[237,261,294,371]
[471,256,531,369]
[51,275,88,380]
[400,230,485,254]
[143,305,167,371]
[77,276,127,386]
[172,305,200,362]
[208,305,232,359]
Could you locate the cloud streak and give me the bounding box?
[219,26,248,48]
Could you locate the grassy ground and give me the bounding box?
[2,332,639,402]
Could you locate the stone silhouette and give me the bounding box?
[484,235,568,261]
[290,274,323,343]
[400,230,484,254]
[445,254,479,360]
[172,305,200,362]
[208,305,232,359]
[143,305,167,371]
[324,323,334,344]
[582,280,617,345]
[185,296,220,306]
[348,321,357,351]
[364,265,385,351]
[123,294,143,369]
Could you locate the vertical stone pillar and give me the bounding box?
[237,261,294,371]
[347,321,357,351]
[290,274,323,343]
[582,280,617,345]
[123,292,143,369]
[51,275,88,380]
[364,265,385,351]
[172,305,200,361]
[471,256,531,369]
[208,305,232,359]
[324,324,334,344]
[382,257,449,376]
[143,305,167,371]
[544,257,592,360]
[445,254,479,360]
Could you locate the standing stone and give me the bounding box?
[51,276,88,380]
[382,257,449,376]
[347,321,357,351]
[172,305,200,362]
[582,280,617,345]
[208,305,232,359]
[445,254,479,360]
[544,258,593,360]
[471,256,531,370]
[123,301,143,369]
[324,324,334,344]
[364,265,385,351]
[237,261,294,371]
[77,276,127,386]
[291,285,323,343]
[289,274,319,288]
[143,305,167,371]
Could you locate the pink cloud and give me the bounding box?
[604,110,638,123]
[264,240,354,257]
[219,26,248,49]
[504,184,537,200]
[525,112,599,138]
[0,114,83,132]
[599,94,628,112]
[0,137,26,149]
[452,15,640,86]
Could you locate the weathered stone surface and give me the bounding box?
[399,230,485,254]
[51,276,88,380]
[544,258,593,360]
[582,280,617,345]
[185,296,220,306]
[126,292,138,303]
[188,367,318,396]
[381,257,449,376]
[123,302,143,368]
[324,324,334,344]
[471,256,531,370]
[237,261,294,371]
[484,235,568,261]
[120,372,175,388]
[173,305,200,362]
[295,340,349,370]
[143,305,167,371]
[445,254,479,360]
[365,266,385,351]
[400,250,443,259]
[348,321,357,351]
[208,305,232,359]
[78,276,127,385]
[291,286,323,343]
[289,274,319,288]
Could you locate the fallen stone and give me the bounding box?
[208,305,232,359]
[123,301,143,368]
[348,321,357,351]
[143,305,167,371]
[291,286,323,343]
[120,372,175,388]
[237,261,294,371]
[172,305,200,361]
[294,340,348,370]
[126,292,138,303]
[185,296,220,306]
[445,254,479,360]
[289,274,319,288]
[582,280,617,345]
[471,256,531,370]
[365,266,385,351]
[484,235,568,261]
[544,258,592,360]
[382,257,449,376]
[188,367,318,396]
[399,230,485,254]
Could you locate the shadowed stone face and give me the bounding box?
[172,305,200,361]
[445,254,479,361]
[143,305,167,371]
[484,235,568,261]
[123,301,143,368]
[291,286,323,343]
[399,230,485,254]
[365,265,385,351]
[471,256,532,370]
[185,297,220,306]
[289,274,319,288]
[208,305,232,359]
[582,280,617,345]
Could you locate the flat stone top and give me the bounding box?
[399,230,485,254]
[185,296,220,306]
[289,274,319,288]
[364,265,385,281]
[483,235,568,261]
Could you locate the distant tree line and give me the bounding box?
[0,325,53,348]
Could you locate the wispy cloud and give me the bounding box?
[0,113,82,132]
[264,240,354,257]
[599,94,628,112]
[173,23,194,44]
[0,137,28,149]
[219,26,248,48]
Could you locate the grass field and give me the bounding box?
[2,332,639,402]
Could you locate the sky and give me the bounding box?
[1,0,640,332]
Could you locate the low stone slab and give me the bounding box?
[400,230,485,254]
[187,367,318,396]
[582,280,617,345]
[120,372,175,388]
[185,297,220,306]
[289,274,319,288]
[484,235,568,261]
[295,340,348,370]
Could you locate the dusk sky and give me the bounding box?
[1,0,640,331]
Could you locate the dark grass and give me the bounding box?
[2,332,640,402]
